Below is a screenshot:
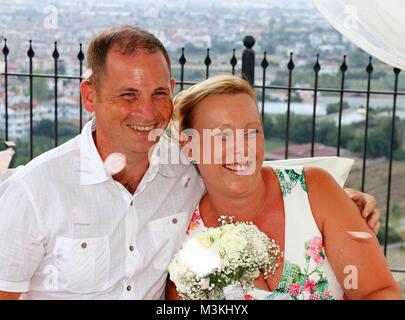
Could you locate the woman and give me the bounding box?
[166,75,401,300]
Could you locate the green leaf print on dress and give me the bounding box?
[275,168,307,197]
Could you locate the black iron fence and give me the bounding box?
[1,36,405,273]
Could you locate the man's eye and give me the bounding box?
[121,93,136,98]
[154,91,168,96]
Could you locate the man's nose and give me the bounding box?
[132,97,160,121]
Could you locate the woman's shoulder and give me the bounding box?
[261,165,338,195]
[303,166,353,230]
[260,166,280,186]
[303,166,337,185]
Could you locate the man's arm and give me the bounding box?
[0,178,45,297]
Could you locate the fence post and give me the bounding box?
[241,36,255,87]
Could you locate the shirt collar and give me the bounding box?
[80,119,176,186]
[80,119,110,185]
[147,137,176,179]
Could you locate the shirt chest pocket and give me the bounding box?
[53,236,110,294]
[145,212,190,271]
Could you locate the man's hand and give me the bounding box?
[0,291,21,300]
[344,188,381,235]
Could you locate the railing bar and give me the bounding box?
[176,81,195,86]
[28,40,34,160]
[311,54,320,157]
[384,68,401,257]
[230,48,237,75]
[3,39,9,141]
[2,72,405,96]
[1,72,82,80]
[261,52,268,123]
[285,52,294,159]
[337,56,347,156]
[53,42,59,148]
[78,43,84,132]
[205,48,211,80]
[254,85,405,96]
[361,57,373,192]
[179,48,186,91]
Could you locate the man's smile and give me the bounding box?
[126,123,159,136]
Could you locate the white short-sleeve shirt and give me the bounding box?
[0,119,205,299]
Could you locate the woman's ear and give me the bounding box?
[179,139,192,158]
[80,80,97,113]
[187,148,193,160]
[178,134,194,162]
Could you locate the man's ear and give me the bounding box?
[170,78,176,95]
[80,80,97,113]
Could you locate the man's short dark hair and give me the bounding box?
[87,26,171,88]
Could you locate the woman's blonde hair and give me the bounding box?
[172,75,258,135]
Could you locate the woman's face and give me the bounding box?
[188,92,265,198]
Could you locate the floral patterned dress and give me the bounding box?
[185,166,345,300]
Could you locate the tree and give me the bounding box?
[263,113,312,144]
[367,116,400,158]
[211,38,235,55]
[33,119,54,138]
[326,101,350,115]
[263,112,358,151]
[32,70,51,101]
[0,136,5,150]
[346,116,401,158]
[314,120,337,146]
[377,224,402,245]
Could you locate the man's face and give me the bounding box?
[92,49,175,156]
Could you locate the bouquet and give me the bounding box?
[168,216,282,300]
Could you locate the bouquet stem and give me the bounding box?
[223,283,245,300]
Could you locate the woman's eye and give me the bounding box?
[246,129,260,136]
[214,132,232,137]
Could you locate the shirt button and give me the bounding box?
[81,242,87,249]
[130,200,134,206]
[172,218,178,224]
[129,245,134,252]
[127,285,132,291]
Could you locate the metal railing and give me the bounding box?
[1,36,405,273]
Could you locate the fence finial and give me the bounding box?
[204,48,211,79]
[52,41,59,60]
[230,48,237,75]
[313,54,321,73]
[27,40,34,59]
[2,39,9,57]
[241,35,255,87]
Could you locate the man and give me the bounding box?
[0,26,379,300]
